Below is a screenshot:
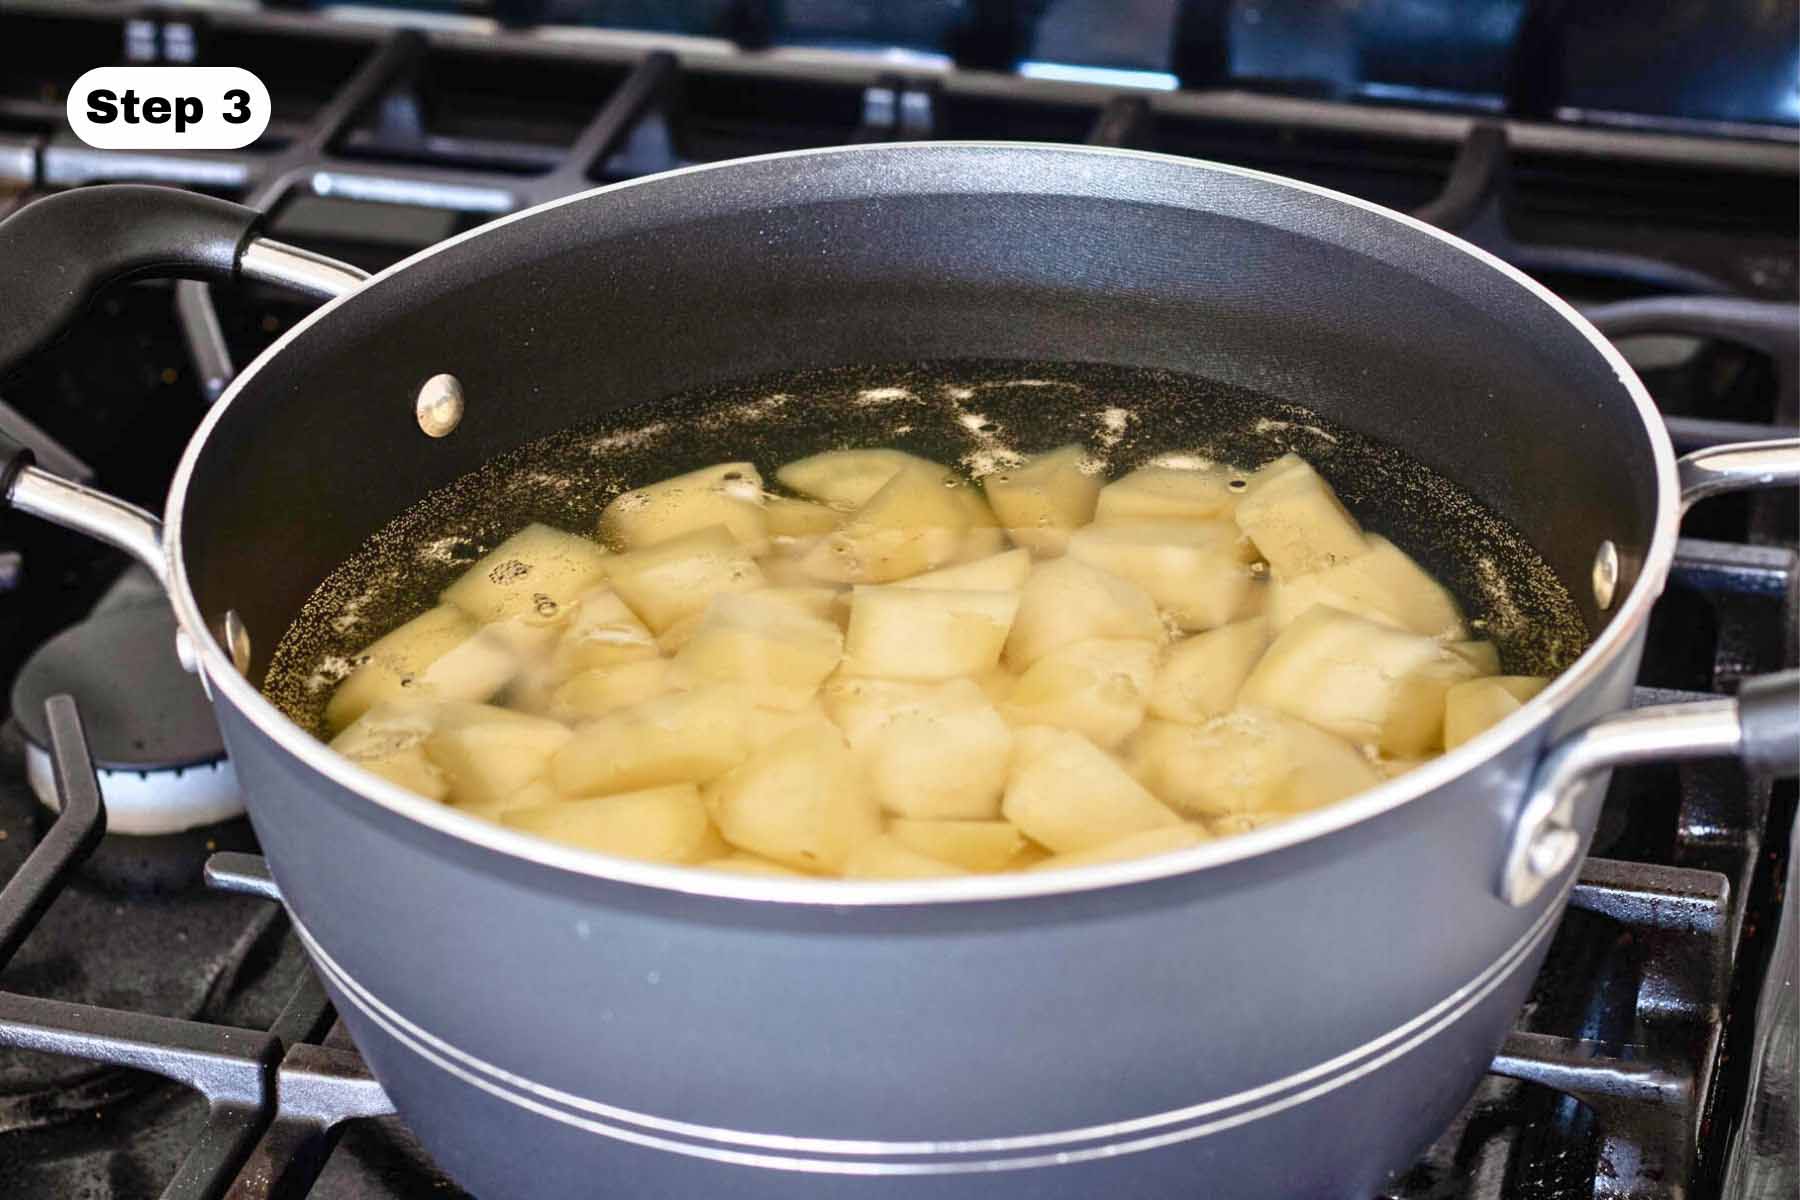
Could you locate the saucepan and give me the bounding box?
[0,145,1794,1198]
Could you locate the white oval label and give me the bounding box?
[66,66,270,150]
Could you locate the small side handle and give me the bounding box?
[1502,672,1799,906]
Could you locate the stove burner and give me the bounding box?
[10,600,241,837]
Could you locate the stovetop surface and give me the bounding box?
[0,7,1794,1199]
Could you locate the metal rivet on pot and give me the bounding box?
[1591,540,1620,611]
[214,610,252,676]
[415,373,465,438]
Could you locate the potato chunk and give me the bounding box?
[1127,710,1377,816]
[843,836,970,879]
[424,705,575,809]
[1004,558,1163,670]
[1067,520,1255,631]
[896,548,1032,592]
[824,677,1012,819]
[672,592,844,709]
[980,444,1101,555]
[1268,535,1467,640]
[1449,640,1502,674]
[745,704,839,751]
[765,496,843,540]
[775,448,938,507]
[1443,676,1549,749]
[888,818,1031,872]
[598,462,768,555]
[502,784,712,863]
[325,605,517,733]
[800,464,970,583]
[1094,462,1237,523]
[605,525,765,634]
[1002,726,1182,852]
[699,853,810,877]
[1148,618,1271,724]
[1028,824,1210,872]
[1239,606,1481,755]
[329,703,447,800]
[1001,638,1156,748]
[706,727,882,872]
[551,685,751,797]
[441,523,612,627]
[1233,454,1365,577]
[842,586,1019,681]
[548,587,659,677]
[550,658,676,721]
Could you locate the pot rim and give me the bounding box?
[163,141,1678,907]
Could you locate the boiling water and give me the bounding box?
[264,360,1588,733]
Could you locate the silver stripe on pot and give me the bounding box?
[291,884,1568,1174]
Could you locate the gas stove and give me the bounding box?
[0,5,1794,1198]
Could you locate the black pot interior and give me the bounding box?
[177,144,1660,685]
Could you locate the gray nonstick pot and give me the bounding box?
[0,145,1795,1198]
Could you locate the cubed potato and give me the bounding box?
[1148,618,1272,724]
[1027,824,1210,872]
[1443,676,1549,749]
[981,444,1102,555]
[548,587,659,678]
[949,483,1008,560]
[699,853,811,877]
[1205,812,1294,837]
[606,525,766,634]
[800,464,970,583]
[765,495,844,540]
[655,613,705,655]
[1126,709,1378,816]
[441,523,612,627]
[1267,535,1467,640]
[1001,638,1156,748]
[775,448,940,507]
[1448,640,1502,674]
[598,462,769,555]
[752,586,843,624]
[457,777,560,823]
[1095,462,1237,523]
[1067,520,1255,631]
[896,548,1033,592]
[550,658,677,721]
[842,586,1019,680]
[325,605,517,733]
[672,592,844,709]
[1239,606,1482,756]
[888,818,1031,872]
[424,705,575,809]
[1004,558,1163,670]
[824,677,1013,819]
[972,667,1017,707]
[705,726,882,872]
[551,685,751,797]
[328,703,448,800]
[843,835,970,879]
[502,783,712,863]
[745,704,839,750]
[1233,454,1365,578]
[757,553,842,588]
[1001,725,1182,852]
[1371,756,1426,781]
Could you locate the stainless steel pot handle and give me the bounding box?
[1501,436,1800,906]
[0,184,366,593]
